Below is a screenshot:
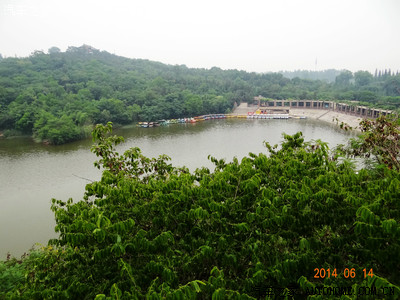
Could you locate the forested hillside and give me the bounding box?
[0,45,399,144]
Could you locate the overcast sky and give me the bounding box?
[0,0,399,73]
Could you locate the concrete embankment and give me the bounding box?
[290,109,363,129]
[233,103,363,130]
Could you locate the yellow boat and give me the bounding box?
[194,116,205,121]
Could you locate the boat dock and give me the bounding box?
[137,112,295,128]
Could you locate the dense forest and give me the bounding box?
[1,116,399,299]
[0,44,400,144]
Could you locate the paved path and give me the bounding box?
[233,103,258,114]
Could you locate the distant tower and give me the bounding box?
[315,57,318,72]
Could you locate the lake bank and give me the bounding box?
[290,108,363,130]
[233,103,363,130]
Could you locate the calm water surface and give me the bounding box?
[0,119,356,258]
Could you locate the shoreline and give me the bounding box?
[289,108,363,130]
[233,103,363,131]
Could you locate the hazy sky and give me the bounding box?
[0,0,399,73]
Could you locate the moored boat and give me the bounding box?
[194,116,205,121]
[138,122,149,128]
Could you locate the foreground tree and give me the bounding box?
[2,123,400,299]
[342,114,400,171]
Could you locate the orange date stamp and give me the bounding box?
[314,268,374,279]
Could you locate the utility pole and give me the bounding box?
[315,57,318,72]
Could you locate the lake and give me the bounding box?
[0,118,356,258]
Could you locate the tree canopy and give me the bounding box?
[1,45,399,144]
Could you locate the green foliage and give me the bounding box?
[341,114,400,170]
[0,250,44,297]
[33,113,87,145]
[0,257,26,294]
[1,45,399,144]
[2,123,400,299]
[335,70,353,87]
[0,46,236,144]
[354,71,373,87]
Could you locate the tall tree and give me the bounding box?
[335,70,353,87]
[354,70,373,87]
[48,47,61,54]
